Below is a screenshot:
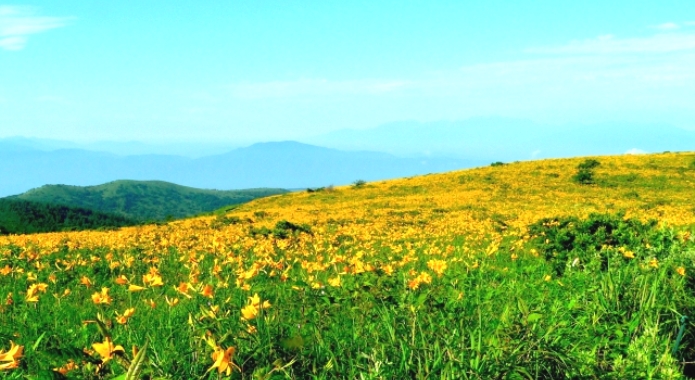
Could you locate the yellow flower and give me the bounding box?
[209,346,239,376]
[165,296,179,307]
[427,259,448,276]
[649,258,659,268]
[240,304,258,320]
[0,341,23,370]
[114,275,129,285]
[115,308,135,325]
[128,284,146,292]
[80,276,92,287]
[328,276,341,287]
[92,337,124,363]
[25,286,39,303]
[677,267,686,276]
[91,287,112,305]
[142,273,163,287]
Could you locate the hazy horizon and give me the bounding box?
[2,1,694,147]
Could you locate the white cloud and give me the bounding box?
[0,5,73,51]
[625,148,647,155]
[652,22,680,30]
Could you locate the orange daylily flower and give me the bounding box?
[209,346,239,376]
[115,308,135,324]
[176,282,193,298]
[80,276,92,287]
[91,287,112,305]
[53,359,78,375]
[201,284,214,298]
[0,341,23,370]
[0,265,11,276]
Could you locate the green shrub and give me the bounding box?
[527,213,668,276]
[578,159,601,170]
[573,159,601,184]
[250,220,312,239]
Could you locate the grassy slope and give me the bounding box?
[0,198,137,235]
[2,153,695,378]
[8,180,289,221]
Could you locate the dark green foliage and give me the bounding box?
[210,214,244,229]
[352,180,367,188]
[528,213,670,276]
[8,180,288,221]
[490,161,505,167]
[578,159,601,170]
[253,210,270,220]
[306,186,334,193]
[273,220,312,238]
[249,220,312,239]
[0,199,136,235]
[573,159,601,184]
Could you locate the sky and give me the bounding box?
[1,1,695,144]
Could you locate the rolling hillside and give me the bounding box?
[2,152,695,377]
[7,180,288,221]
[0,198,136,235]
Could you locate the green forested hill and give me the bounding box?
[0,198,136,235]
[7,180,288,221]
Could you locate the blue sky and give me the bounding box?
[1,1,694,144]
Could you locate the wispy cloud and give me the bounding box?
[525,32,695,55]
[0,5,73,51]
[216,27,695,129]
[227,78,411,99]
[652,22,680,30]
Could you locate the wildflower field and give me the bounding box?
[3,153,695,378]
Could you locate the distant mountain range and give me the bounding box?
[0,140,480,197]
[305,118,695,161]
[4,118,691,197]
[6,180,288,221]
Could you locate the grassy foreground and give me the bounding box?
[2,153,695,378]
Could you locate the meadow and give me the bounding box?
[2,153,695,378]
